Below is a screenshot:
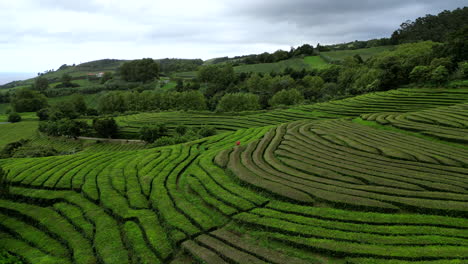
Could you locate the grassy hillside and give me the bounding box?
[321,45,394,61]
[304,56,330,69]
[234,58,312,73]
[0,86,467,264]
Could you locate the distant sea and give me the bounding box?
[0,72,36,85]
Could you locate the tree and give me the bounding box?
[11,89,48,112]
[430,66,449,86]
[36,108,50,121]
[120,58,159,82]
[70,94,87,114]
[93,118,119,138]
[32,76,49,92]
[410,65,431,84]
[269,89,304,106]
[100,72,113,84]
[140,124,168,143]
[49,102,79,121]
[39,119,88,138]
[301,76,325,99]
[179,91,207,111]
[97,92,126,113]
[197,64,235,87]
[58,119,89,139]
[61,73,73,87]
[459,61,468,79]
[198,126,216,137]
[7,112,21,123]
[216,93,260,112]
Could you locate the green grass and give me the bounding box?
[234,58,312,73]
[160,80,177,91]
[0,121,38,148]
[321,46,394,61]
[304,56,330,69]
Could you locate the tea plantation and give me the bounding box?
[0,87,467,263]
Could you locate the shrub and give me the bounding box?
[140,124,168,143]
[198,126,217,137]
[430,65,449,86]
[36,108,49,121]
[7,112,21,123]
[216,93,260,112]
[459,61,468,79]
[269,89,304,106]
[93,118,119,138]
[12,146,58,158]
[175,125,188,136]
[151,136,176,147]
[410,65,431,84]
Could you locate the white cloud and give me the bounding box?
[0,0,465,72]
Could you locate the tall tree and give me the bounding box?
[119,58,159,82]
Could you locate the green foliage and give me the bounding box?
[178,90,207,111]
[269,89,304,106]
[459,61,468,79]
[92,118,118,138]
[36,108,49,121]
[7,112,21,123]
[351,68,382,94]
[61,73,72,86]
[198,126,216,137]
[10,89,48,112]
[119,58,159,82]
[390,7,468,44]
[300,76,324,99]
[198,64,235,87]
[39,119,89,138]
[97,90,207,114]
[410,65,431,84]
[49,102,79,121]
[430,57,454,72]
[430,66,449,86]
[0,250,22,264]
[100,71,113,84]
[175,125,188,136]
[0,139,30,159]
[140,124,168,143]
[32,76,49,92]
[11,145,58,158]
[69,94,87,114]
[97,91,126,113]
[216,93,260,112]
[158,58,203,73]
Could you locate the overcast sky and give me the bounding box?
[0,0,466,73]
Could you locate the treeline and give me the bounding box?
[391,7,468,44]
[97,90,207,113]
[319,38,392,52]
[208,44,315,66]
[157,58,203,73]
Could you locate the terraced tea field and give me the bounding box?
[1,87,467,263]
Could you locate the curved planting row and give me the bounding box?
[0,126,272,263]
[361,103,468,143]
[229,200,468,262]
[224,119,468,216]
[116,108,335,135]
[300,88,468,116]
